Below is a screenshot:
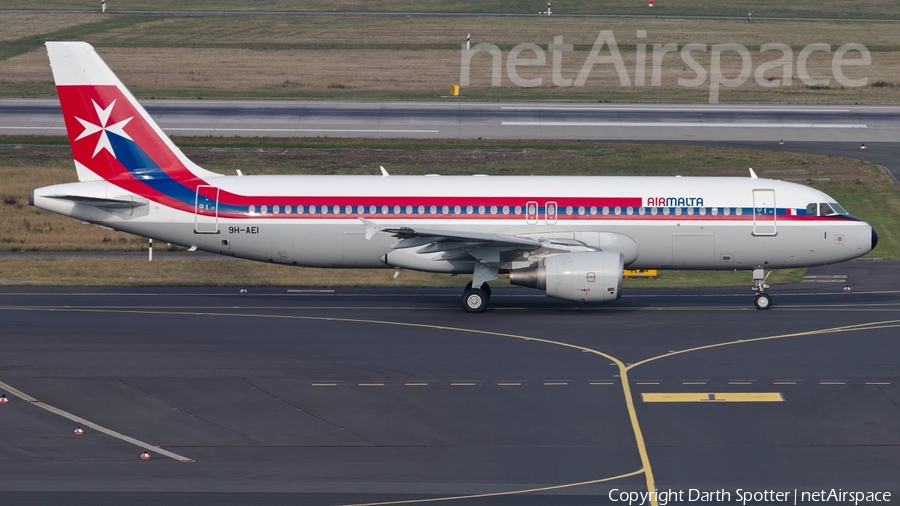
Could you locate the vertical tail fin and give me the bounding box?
[46,41,219,183]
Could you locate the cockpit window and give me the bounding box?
[807,202,847,216]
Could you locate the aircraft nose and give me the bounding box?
[872,227,879,251]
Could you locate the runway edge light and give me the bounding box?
[0,394,7,404]
[74,427,84,435]
[141,451,151,460]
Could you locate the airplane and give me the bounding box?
[30,42,878,312]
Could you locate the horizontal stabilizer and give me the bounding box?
[45,194,149,209]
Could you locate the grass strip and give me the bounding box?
[0,15,158,62]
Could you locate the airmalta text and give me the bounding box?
[646,197,704,207]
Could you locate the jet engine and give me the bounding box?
[509,251,624,302]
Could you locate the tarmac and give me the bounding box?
[0,260,898,505]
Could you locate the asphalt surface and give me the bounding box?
[0,260,898,505]
[4,9,900,22]
[5,99,898,184]
[3,99,897,142]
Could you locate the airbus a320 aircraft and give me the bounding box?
[31,42,877,312]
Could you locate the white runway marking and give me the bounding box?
[2,126,443,134]
[164,128,440,133]
[500,106,852,112]
[0,380,194,463]
[501,121,867,129]
[0,126,65,130]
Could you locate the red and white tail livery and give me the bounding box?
[32,41,877,312]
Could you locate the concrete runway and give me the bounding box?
[1,261,898,504]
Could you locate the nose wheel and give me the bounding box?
[752,268,772,310]
[462,281,491,313]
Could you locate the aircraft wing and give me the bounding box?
[360,218,541,263]
[385,226,541,248]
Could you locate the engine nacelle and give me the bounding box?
[509,251,624,302]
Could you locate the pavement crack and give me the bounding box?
[243,378,378,446]
[116,377,263,445]
[875,383,900,412]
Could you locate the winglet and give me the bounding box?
[380,165,389,177]
[749,168,758,179]
[358,217,382,240]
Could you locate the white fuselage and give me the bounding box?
[32,174,874,272]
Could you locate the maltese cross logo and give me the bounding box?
[74,99,134,158]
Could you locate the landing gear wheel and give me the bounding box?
[465,281,491,300]
[462,288,489,313]
[754,293,772,310]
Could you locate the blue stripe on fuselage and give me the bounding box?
[107,132,240,213]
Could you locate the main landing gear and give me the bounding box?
[752,268,772,310]
[462,281,491,313]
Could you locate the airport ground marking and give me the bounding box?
[24,310,899,501]
[5,306,897,502]
[337,468,644,506]
[642,392,783,403]
[0,379,193,463]
[619,317,900,505]
[0,306,659,506]
[625,319,900,372]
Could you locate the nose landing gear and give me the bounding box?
[752,268,772,310]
